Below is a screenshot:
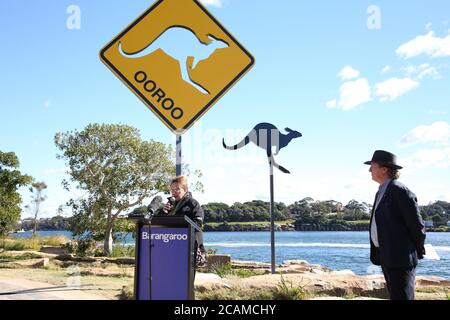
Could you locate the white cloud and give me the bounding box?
[374,77,419,102]
[338,78,372,110]
[400,121,450,146]
[326,99,337,109]
[338,66,360,81]
[400,147,450,170]
[396,31,450,59]
[402,63,440,80]
[44,100,51,108]
[200,0,223,7]
[381,65,390,74]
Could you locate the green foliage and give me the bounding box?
[54,123,174,255]
[207,263,259,278]
[111,245,135,258]
[0,151,32,237]
[272,274,307,300]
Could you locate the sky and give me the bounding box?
[1,0,449,218]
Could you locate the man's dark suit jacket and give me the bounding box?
[370,179,426,268]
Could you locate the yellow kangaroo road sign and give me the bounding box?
[100,0,255,134]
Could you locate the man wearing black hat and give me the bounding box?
[365,150,426,300]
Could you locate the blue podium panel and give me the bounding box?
[137,225,190,300]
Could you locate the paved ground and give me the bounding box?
[0,278,108,300]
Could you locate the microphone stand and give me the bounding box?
[146,211,155,300]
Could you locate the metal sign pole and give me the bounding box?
[270,163,276,274]
[176,134,182,176]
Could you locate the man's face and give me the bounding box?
[369,162,388,184]
[170,183,186,201]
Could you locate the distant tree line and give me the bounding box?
[420,200,450,227]
[18,200,450,232]
[18,215,71,231]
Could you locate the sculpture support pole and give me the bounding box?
[269,163,276,274]
[176,134,182,176]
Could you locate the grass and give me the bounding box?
[0,236,69,252]
[272,274,307,300]
[0,262,134,300]
[0,252,44,262]
[196,274,308,300]
[206,263,262,278]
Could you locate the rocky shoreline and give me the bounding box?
[196,258,450,300]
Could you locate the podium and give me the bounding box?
[131,215,201,300]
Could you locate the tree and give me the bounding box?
[0,151,32,237]
[26,182,48,236]
[55,123,174,255]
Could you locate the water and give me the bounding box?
[204,231,450,279]
[10,230,450,279]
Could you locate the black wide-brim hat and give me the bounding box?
[364,150,403,169]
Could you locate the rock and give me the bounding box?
[32,258,49,268]
[330,270,355,276]
[207,254,231,269]
[40,246,66,255]
[104,258,135,265]
[195,272,232,292]
[283,260,309,266]
[416,276,450,286]
[231,260,272,269]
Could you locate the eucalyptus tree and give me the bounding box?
[55,123,174,255]
[0,151,32,237]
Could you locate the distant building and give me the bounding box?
[447,221,450,227]
[335,202,344,212]
[424,220,434,228]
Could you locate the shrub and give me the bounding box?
[111,245,135,258]
[207,263,259,278]
[271,274,307,300]
[118,285,134,300]
[0,238,40,251]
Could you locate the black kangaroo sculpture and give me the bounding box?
[222,123,302,174]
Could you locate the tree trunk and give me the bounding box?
[32,202,40,237]
[104,217,113,256]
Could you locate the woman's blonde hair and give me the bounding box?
[171,175,188,191]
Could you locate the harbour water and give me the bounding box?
[10,230,450,279]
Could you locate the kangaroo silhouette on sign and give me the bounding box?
[118,26,229,94]
[222,123,302,174]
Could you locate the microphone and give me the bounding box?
[163,197,176,214]
[146,195,163,219]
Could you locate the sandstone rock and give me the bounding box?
[283,260,309,266]
[40,246,66,255]
[416,275,450,286]
[195,272,232,292]
[330,270,355,276]
[32,258,49,268]
[207,254,231,269]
